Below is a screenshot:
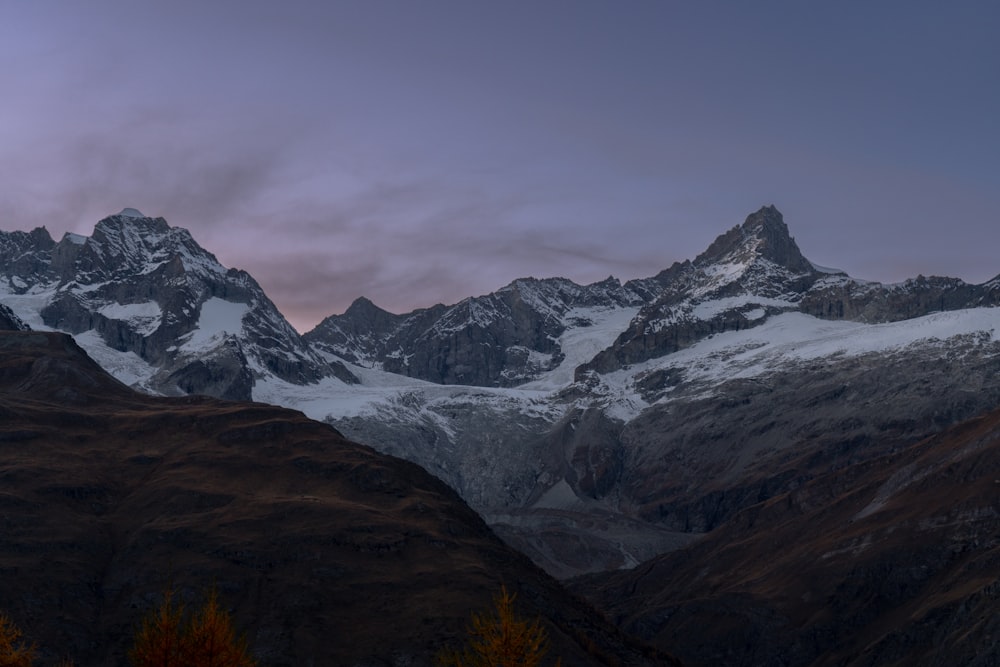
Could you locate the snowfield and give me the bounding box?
[178,297,249,352]
[97,301,162,336]
[262,306,1000,427]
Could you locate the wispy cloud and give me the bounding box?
[1,2,997,333]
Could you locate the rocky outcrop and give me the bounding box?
[0,226,56,289]
[697,204,814,273]
[0,302,28,330]
[305,296,447,368]
[307,276,648,386]
[579,206,824,375]
[800,273,1000,322]
[616,340,1000,532]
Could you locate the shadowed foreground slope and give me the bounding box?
[0,331,671,666]
[572,398,1000,666]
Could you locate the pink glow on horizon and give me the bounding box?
[1,2,997,332]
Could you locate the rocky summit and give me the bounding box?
[0,210,355,400]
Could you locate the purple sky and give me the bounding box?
[2,2,998,332]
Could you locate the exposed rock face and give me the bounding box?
[799,273,1000,321]
[580,206,824,375]
[571,404,1000,666]
[0,226,56,287]
[0,330,674,667]
[699,204,815,273]
[617,341,1000,533]
[306,296,447,368]
[0,302,28,330]
[0,211,356,398]
[307,276,649,386]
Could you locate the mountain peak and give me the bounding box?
[742,203,785,233]
[118,207,146,218]
[696,205,814,273]
[94,211,173,244]
[345,296,391,317]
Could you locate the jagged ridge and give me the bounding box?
[306,275,653,386]
[5,205,1000,585]
[1,210,356,398]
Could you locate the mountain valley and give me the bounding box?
[3,205,1000,664]
[570,399,1000,666]
[0,330,668,665]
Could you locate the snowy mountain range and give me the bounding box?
[4,205,1000,578]
[0,208,355,399]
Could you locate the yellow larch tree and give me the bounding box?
[438,586,557,667]
[129,589,185,667]
[130,587,255,667]
[182,588,255,667]
[0,612,34,667]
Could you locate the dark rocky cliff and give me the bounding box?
[307,276,648,386]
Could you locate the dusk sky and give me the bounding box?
[2,2,998,332]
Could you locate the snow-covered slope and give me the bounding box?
[292,206,1000,576]
[275,305,1000,492]
[273,301,1000,576]
[305,275,651,387]
[0,209,354,398]
[5,204,1000,579]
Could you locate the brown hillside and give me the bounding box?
[0,331,671,666]
[572,398,1000,666]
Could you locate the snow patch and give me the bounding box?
[810,261,845,275]
[532,479,590,511]
[691,295,794,320]
[255,357,559,427]
[0,284,57,330]
[72,329,159,391]
[521,306,640,390]
[180,298,248,352]
[97,301,162,336]
[702,260,749,287]
[611,308,1000,395]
